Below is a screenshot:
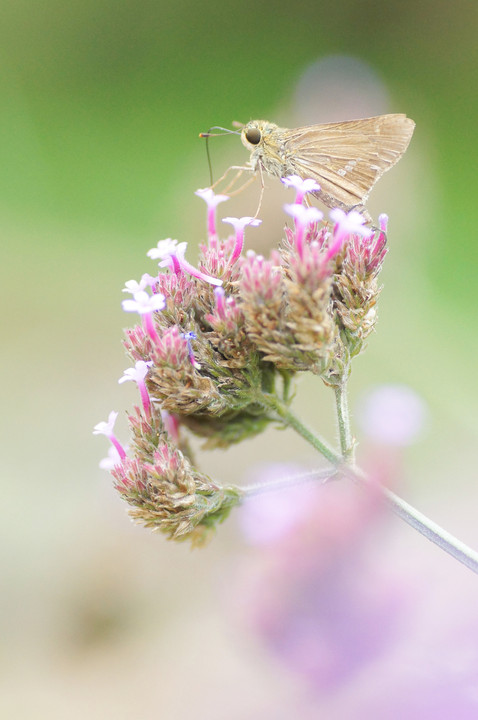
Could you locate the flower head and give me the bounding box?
[111,442,243,545]
[101,186,393,547]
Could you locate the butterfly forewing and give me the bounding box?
[282,114,415,209]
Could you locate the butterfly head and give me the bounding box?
[240,120,279,151]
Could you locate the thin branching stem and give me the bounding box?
[258,391,339,466]
[259,391,478,575]
[242,467,337,496]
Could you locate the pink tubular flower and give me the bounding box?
[281,175,321,205]
[118,360,154,420]
[195,187,229,239]
[326,208,373,261]
[357,384,428,446]
[121,290,166,315]
[99,445,127,471]
[93,411,126,460]
[147,239,187,274]
[121,290,166,345]
[284,203,323,258]
[147,238,223,287]
[222,216,262,265]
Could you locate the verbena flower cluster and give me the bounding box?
[94,177,388,545]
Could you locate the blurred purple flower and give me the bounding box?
[238,464,316,544]
[356,384,428,446]
[233,474,405,693]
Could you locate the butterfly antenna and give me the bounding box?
[198,126,241,186]
[204,133,213,185]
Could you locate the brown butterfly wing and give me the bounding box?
[283,114,415,210]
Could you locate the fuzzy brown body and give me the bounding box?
[240,114,415,214]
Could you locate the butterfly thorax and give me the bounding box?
[241,120,290,177]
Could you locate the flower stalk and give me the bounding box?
[267,393,478,576]
[334,375,355,464]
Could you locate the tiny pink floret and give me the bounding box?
[93,411,126,460]
[99,445,126,471]
[118,360,153,419]
[285,203,323,258]
[282,175,321,205]
[148,237,222,286]
[179,257,223,287]
[147,239,187,268]
[326,208,373,261]
[121,290,165,345]
[378,213,389,233]
[121,290,166,315]
[122,274,157,294]
[223,216,262,265]
[195,187,229,238]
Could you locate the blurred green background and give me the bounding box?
[2,0,478,717]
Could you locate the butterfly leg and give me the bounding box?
[349,203,372,224]
[211,165,251,193]
[249,163,266,219]
[226,171,257,197]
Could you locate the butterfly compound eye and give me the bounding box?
[245,127,262,145]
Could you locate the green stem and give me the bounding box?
[334,379,355,464]
[242,467,337,496]
[258,392,340,466]
[383,486,478,574]
[352,466,478,575]
[258,391,478,575]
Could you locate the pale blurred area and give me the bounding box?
[2,0,478,717]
